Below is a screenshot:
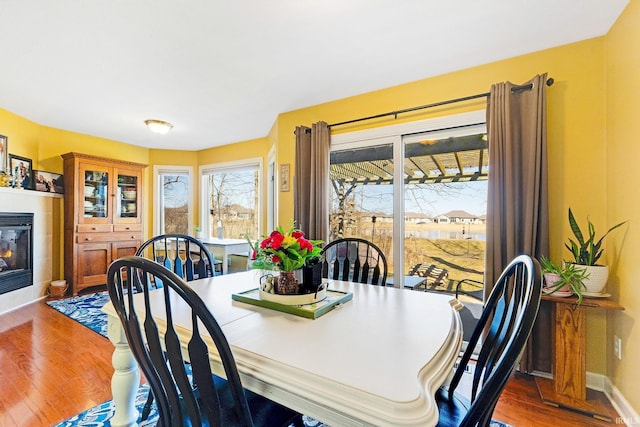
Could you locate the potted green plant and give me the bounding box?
[539,256,589,303]
[565,208,626,294]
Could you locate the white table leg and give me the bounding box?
[222,250,229,274]
[107,314,140,427]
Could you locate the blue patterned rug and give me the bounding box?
[46,291,110,338]
[47,292,510,427]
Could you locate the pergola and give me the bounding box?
[328,133,489,237]
[329,134,489,186]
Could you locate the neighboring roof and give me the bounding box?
[443,210,478,219]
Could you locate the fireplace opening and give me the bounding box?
[0,213,33,295]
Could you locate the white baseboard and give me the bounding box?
[531,370,638,423]
[593,373,640,425]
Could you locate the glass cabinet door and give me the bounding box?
[83,169,109,219]
[117,173,138,218]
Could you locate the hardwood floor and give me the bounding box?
[0,298,623,427]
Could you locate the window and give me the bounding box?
[154,166,194,236]
[330,111,487,288]
[200,159,261,241]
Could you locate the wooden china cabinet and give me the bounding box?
[62,152,147,295]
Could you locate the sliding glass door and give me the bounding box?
[329,111,487,289]
[329,141,396,276]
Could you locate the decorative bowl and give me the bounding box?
[123,190,136,199]
[259,286,327,306]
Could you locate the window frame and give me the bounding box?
[330,110,486,287]
[153,165,195,236]
[199,157,263,240]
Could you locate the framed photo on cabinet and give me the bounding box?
[9,154,33,189]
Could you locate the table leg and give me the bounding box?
[221,251,228,275]
[107,314,141,427]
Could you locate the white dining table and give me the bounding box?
[102,269,463,427]
[200,238,251,274]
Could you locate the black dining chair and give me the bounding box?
[320,237,388,286]
[106,256,303,427]
[436,254,542,427]
[135,234,225,419]
[136,234,221,284]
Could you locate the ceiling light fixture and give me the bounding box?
[144,119,173,134]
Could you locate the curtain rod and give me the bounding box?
[328,77,554,129]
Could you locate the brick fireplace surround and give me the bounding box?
[0,187,61,314]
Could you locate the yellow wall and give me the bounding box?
[606,0,640,411]
[1,6,638,410]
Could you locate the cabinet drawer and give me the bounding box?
[77,224,112,233]
[77,232,141,243]
[114,223,142,232]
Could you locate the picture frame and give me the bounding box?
[9,154,33,190]
[280,163,290,192]
[33,170,64,194]
[0,135,7,175]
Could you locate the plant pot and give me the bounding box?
[542,273,568,291]
[542,273,572,294]
[579,264,609,294]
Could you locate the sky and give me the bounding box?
[345,181,488,217]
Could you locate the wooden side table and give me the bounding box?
[535,294,624,421]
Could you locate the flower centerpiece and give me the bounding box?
[256,225,323,294]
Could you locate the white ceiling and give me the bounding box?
[0,0,629,151]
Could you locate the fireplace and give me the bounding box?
[0,213,33,294]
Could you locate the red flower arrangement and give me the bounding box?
[257,225,323,272]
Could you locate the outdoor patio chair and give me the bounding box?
[436,254,542,426]
[455,278,484,302]
[408,262,450,291]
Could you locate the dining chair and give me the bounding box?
[320,237,388,286]
[136,234,220,285]
[436,254,542,427]
[134,234,220,420]
[106,256,303,427]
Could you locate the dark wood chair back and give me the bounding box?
[320,237,388,286]
[437,254,542,427]
[136,234,216,282]
[106,256,301,427]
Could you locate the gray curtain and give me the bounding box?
[485,73,550,373]
[293,121,330,242]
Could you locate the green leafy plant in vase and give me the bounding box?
[539,256,589,304]
[565,207,626,294]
